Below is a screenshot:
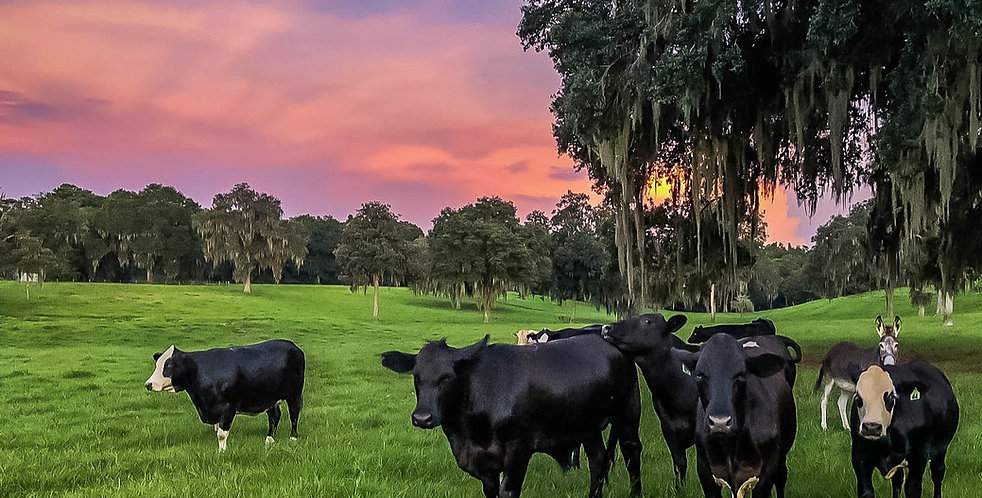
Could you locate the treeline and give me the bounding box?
[2,182,972,320]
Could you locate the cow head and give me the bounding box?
[514,329,536,345]
[527,330,549,344]
[601,313,687,355]
[674,334,786,436]
[852,365,906,440]
[381,335,489,430]
[687,325,708,344]
[875,315,901,366]
[145,346,196,393]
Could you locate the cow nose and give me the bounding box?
[708,415,733,433]
[412,412,434,428]
[601,324,611,338]
[145,382,153,391]
[860,422,883,436]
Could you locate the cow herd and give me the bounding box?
[144,313,960,498]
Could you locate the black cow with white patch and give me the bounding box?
[382,334,643,498]
[849,362,959,498]
[145,340,305,451]
[674,334,796,498]
[687,318,776,344]
[527,324,603,344]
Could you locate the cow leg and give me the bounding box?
[774,459,788,498]
[265,404,282,444]
[903,459,926,498]
[583,432,608,498]
[664,432,688,489]
[287,395,302,440]
[820,380,834,430]
[852,450,875,498]
[837,390,851,430]
[930,451,947,498]
[217,412,235,452]
[480,475,500,498]
[499,451,531,498]
[617,436,642,497]
[890,471,903,498]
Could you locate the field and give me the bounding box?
[0,282,979,497]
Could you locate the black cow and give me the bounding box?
[849,362,959,498]
[738,335,803,387]
[145,340,305,451]
[674,334,796,498]
[687,318,776,344]
[527,324,603,343]
[382,334,643,498]
[600,313,695,488]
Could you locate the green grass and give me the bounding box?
[0,282,979,497]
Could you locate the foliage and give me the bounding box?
[428,197,541,323]
[334,202,419,319]
[192,183,308,293]
[729,293,755,314]
[287,215,344,284]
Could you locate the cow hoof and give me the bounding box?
[289,436,298,441]
[265,436,275,445]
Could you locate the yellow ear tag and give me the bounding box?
[910,388,920,401]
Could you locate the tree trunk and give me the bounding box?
[884,283,895,321]
[710,282,717,323]
[570,300,577,322]
[244,273,252,294]
[940,291,954,326]
[373,275,380,321]
[918,305,925,317]
[146,267,152,284]
[483,304,490,324]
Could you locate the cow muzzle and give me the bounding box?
[708,415,734,434]
[412,411,438,429]
[860,421,885,439]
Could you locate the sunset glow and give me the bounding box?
[0,0,833,244]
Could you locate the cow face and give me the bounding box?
[382,335,489,430]
[514,329,536,345]
[145,345,177,392]
[687,325,708,344]
[675,335,786,436]
[853,366,900,440]
[601,313,687,355]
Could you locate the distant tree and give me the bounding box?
[193,183,308,293]
[334,202,418,320]
[521,210,553,296]
[4,230,60,300]
[551,232,608,321]
[14,184,102,281]
[95,184,201,283]
[429,197,538,323]
[807,201,875,300]
[289,215,344,284]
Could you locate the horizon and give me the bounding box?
[0,0,865,245]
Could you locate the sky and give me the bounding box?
[0,0,862,245]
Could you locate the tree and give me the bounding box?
[288,215,344,284]
[807,201,876,301]
[520,0,982,313]
[193,183,308,293]
[552,232,608,321]
[429,197,539,323]
[334,202,418,320]
[13,184,102,281]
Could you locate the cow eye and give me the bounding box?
[854,395,863,408]
[884,392,897,411]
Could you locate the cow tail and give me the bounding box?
[813,363,826,393]
[784,338,803,364]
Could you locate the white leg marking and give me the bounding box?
[821,380,834,430]
[214,423,220,433]
[837,391,851,430]
[265,436,275,444]
[217,428,229,451]
[290,436,298,441]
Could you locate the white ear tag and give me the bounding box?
[743,341,759,348]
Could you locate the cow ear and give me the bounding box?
[665,314,687,334]
[876,315,885,338]
[153,352,162,361]
[746,353,786,378]
[672,348,700,376]
[381,351,417,374]
[454,335,489,363]
[894,316,902,337]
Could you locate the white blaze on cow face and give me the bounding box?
[145,345,176,392]
[854,366,899,440]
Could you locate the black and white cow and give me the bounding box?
[145,340,305,451]
[687,318,776,344]
[849,362,959,498]
[674,334,797,498]
[382,334,643,498]
[526,324,603,344]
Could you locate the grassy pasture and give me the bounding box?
[0,282,979,497]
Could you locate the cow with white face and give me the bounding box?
[849,362,959,498]
[145,340,305,451]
